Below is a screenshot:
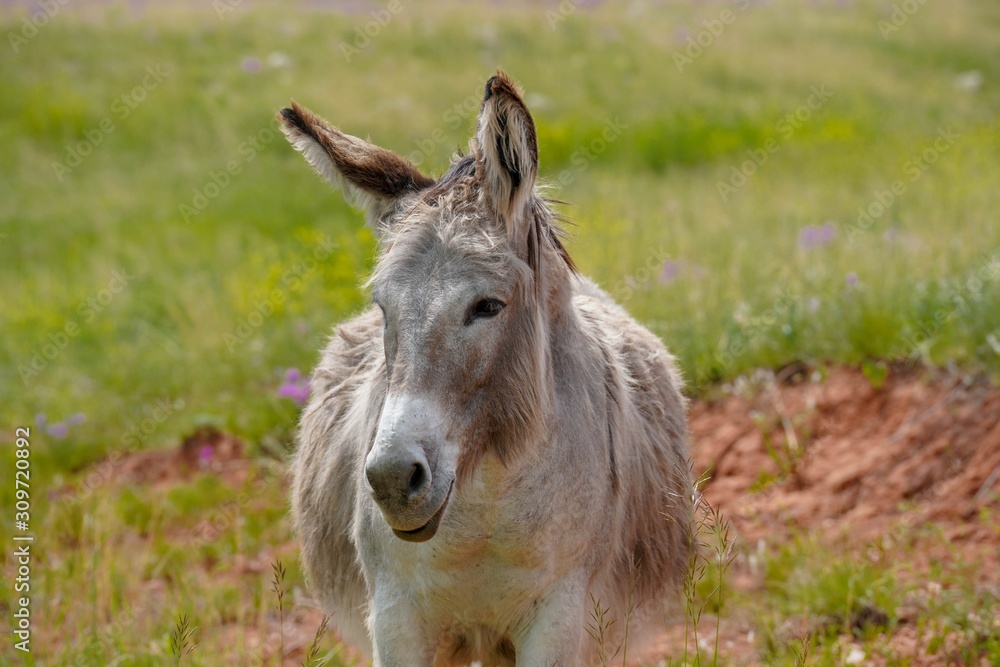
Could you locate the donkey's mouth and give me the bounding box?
[392,481,453,543]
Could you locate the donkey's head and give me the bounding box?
[280,72,573,542]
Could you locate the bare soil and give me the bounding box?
[691,364,1000,571]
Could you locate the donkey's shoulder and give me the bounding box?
[571,274,617,306]
[571,274,692,605]
[317,306,384,377]
[571,275,682,382]
[291,306,385,649]
[302,305,386,475]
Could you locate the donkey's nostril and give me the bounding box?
[366,447,432,504]
[407,462,430,498]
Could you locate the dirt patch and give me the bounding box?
[691,364,1000,564]
[122,425,246,485]
[58,425,251,498]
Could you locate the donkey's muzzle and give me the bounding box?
[366,394,454,542]
[365,445,433,507]
[364,441,453,542]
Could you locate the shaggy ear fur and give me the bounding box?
[472,71,539,241]
[278,102,435,229]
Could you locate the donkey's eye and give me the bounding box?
[466,298,505,325]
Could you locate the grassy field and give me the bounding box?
[1,0,999,664]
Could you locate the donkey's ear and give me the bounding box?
[472,71,539,234]
[278,102,434,228]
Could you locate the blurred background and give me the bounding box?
[1,1,998,665]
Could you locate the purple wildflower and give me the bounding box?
[35,413,47,427]
[47,423,68,439]
[278,368,311,405]
[69,413,86,425]
[242,57,261,73]
[279,383,311,405]
[660,259,682,284]
[798,222,836,250]
[846,272,859,287]
[199,445,214,466]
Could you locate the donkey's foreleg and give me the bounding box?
[514,574,589,666]
[369,583,435,667]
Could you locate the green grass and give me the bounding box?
[730,530,1000,667]
[1,1,999,664]
[22,463,350,667]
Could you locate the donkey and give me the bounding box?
[280,71,692,666]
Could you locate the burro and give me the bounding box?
[277,71,694,666]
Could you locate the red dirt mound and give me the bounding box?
[690,364,1000,560]
[122,425,245,484]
